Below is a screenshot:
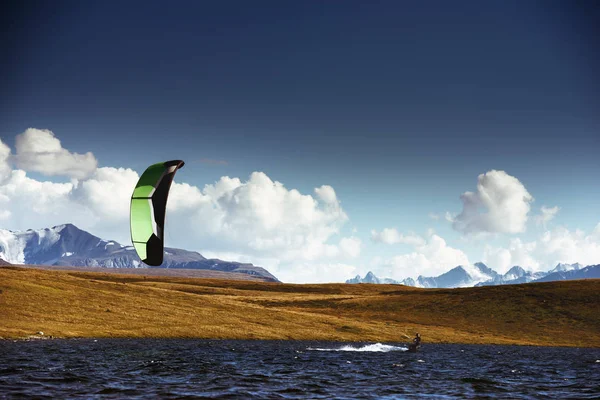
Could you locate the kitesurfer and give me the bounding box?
[408,333,421,352]
[413,333,421,347]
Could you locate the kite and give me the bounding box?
[130,160,184,266]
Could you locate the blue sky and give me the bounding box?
[1,1,599,282]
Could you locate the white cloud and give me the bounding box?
[339,236,362,258]
[71,167,140,228]
[483,238,540,274]
[176,241,358,284]
[314,185,338,205]
[14,128,97,180]
[534,205,560,228]
[452,170,534,235]
[538,224,600,267]
[0,139,11,183]
[0,169,85,232]
[275,262,358,284]
[166,172,350,264]
[0,166,142,243]
[483,223,600,273]
[371,228,426,246]
[370,231,470,279]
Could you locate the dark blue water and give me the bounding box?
[1,339,599,399]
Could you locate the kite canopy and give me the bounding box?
[130,160,184,266]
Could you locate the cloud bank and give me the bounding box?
[482,224,600,274]
[165,173,355,263]
[0,129,358,283]
[371,229,470,279]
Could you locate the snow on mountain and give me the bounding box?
[461,262,498,286]
[535,264,600,282]
[0,226,65,264]
[347,271,395,284]
[503,266,528,281]
[362,271,381,284]
[347,266,478,288]
[417,266,475,288]
[0,229,26,263]
[0,224,278,282]
[473,262,500,280]
[399,277,416,286]
[548,263,582,274]
[347,260,595,288]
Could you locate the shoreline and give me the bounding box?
[3,336,596,349]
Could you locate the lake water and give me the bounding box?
[1,339,599,399]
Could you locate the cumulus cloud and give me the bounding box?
[165,174,357,280]
[452,170,534,235]
[0,139,11,183]
[370,230,470,279]
[534,206,560,228]
[537,224,600,267]
[314,185,339,205]
[0,165,141,242]
[14,128,97,180]
[483,223,600,273]
[371,228,426,246]
[166,172,350,264]
[71,167,140,225]
[0,169,86,232]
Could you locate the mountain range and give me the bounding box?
[347,262,600,288]
[0,224,278,282]
[3,224,597,287]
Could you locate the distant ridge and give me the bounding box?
[347,262,600,289]
[535,264,600,283]
[0,224,278,282]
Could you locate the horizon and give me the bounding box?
[1,1,599,283]
[0,221,594,284]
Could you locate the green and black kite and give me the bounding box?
[130,160,185,266]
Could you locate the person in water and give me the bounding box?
[408,333,421,351]
[413,333,421,347]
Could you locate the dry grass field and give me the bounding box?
[1,266,599,347]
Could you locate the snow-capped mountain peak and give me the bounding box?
[503,266,528,281]
[0,225,69,264]
[0,224,278,282]
[363,271,381,284]
[549,263,582,273]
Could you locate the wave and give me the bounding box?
[307,343,407,352]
